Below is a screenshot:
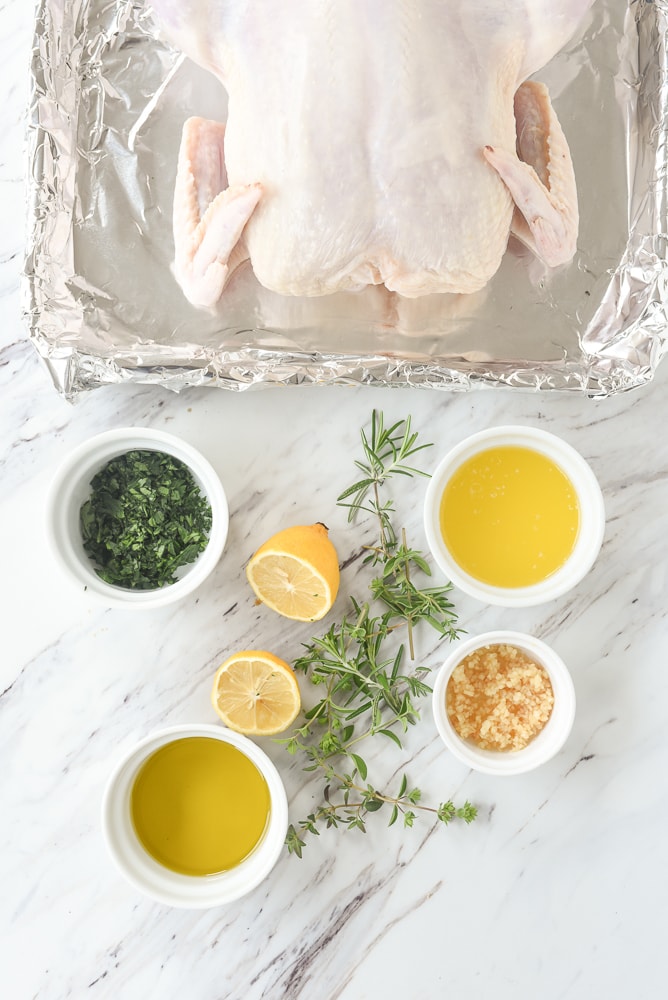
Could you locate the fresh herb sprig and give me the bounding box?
[281,412,476,855]
[80,449,212,590]
[338,410,432,560]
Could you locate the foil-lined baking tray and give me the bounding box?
[22,0,668,396]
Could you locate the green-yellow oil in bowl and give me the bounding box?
[439,445,580,588]
[130,736,271,877]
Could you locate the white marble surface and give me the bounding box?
[4,3,668,998]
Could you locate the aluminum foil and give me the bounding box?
[22,0,668,397]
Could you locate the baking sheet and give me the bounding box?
[22,0,668,396]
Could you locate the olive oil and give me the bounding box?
[130,737,271,877]
[439,445,580,588]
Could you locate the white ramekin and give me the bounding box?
[423,425,605,607]
[432,631,576,776]
[101,724,289,907]
[45,427,229,609]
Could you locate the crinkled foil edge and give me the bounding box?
[581,0,668,394]
[22,0,668,398]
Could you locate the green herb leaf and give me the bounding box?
[351,754,368,781]
[365,797,383,813]
[377,728,403,748]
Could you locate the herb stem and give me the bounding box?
[401,528,416,660]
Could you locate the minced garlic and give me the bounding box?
[446,644,554,752]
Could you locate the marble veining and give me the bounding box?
[3,2,668,998]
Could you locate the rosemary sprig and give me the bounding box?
[337,410,432,560]
[280,412,476,855]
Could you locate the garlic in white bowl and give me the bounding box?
[432,631,576,776]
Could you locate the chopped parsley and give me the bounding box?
[80,449,213,590]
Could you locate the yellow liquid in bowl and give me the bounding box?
[130,737,271,877]
[439,445,580,588]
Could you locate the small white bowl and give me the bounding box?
[423,425,605,607]
[45,427,229,609]
[102,724,289,907]
[432,631,576,775]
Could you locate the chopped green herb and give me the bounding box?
[80,449,212,590]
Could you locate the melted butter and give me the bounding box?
[130,737,271,877]
[439,445,580,588]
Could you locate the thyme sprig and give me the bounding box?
[281,412,476,855]
[285,769,477,858]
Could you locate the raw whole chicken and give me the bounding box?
[147,1,595,308]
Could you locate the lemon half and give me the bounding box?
[211,650,301,736]
[246,523,340,622]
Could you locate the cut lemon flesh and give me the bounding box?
[246,523,340,622]
[211,651,301,735]
[248,553,332,621]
